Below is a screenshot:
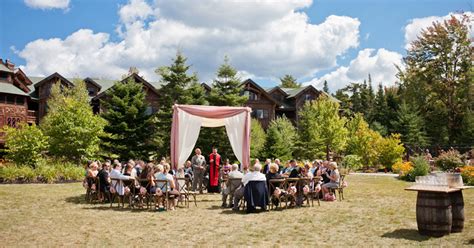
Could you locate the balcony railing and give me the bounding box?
[27,110,37,123]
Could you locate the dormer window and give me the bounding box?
[305,93,313,101]
[245,91,258,101]
[87,87,96,96]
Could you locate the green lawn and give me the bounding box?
[0,175,472,247]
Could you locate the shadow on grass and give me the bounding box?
[467,239,474,245]
[65,194,89,205]
[381,229,430,241]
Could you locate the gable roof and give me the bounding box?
[267,86,289,97]
[241,78,280,106]
[34,72,74,89]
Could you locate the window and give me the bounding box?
[0,95,5,103]
[7,117,21,128]
[145,106,153,116]
[87,87,96,96]
[244,90,258,101]
[6,95,15,104]
[304,93,313,101]
[252,109,269,119]
[16,97,24,105]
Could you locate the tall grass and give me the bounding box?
[0,159,84,183]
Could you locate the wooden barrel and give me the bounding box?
[450,191,464,232]
[416,191,452,237]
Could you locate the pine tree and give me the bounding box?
[371,84,388,128]
[333,89,351,117]
[279,74,301,88]
[265,116,297,161]
[155,52,202,156]
[323,80,329,93]
[391,102,429,148]
[100,78,156,160]
[42,80,106,162]
[208,57,247,106]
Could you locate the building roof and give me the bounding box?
[0,63,13,73]
[0,82,29,96]
[280,87,307,98]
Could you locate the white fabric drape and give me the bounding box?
[177,110,202,166]
[175,110,247,167]
[224,112,246,165]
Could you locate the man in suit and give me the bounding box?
[191,148,206,194]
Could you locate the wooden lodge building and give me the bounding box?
[0,59,337,144]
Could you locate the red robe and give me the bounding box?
[209,153,221,187]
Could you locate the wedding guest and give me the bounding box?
[222,164,244,208]
[232,163,266,211]
[321,162,340,195]
[110,163,134,196]
[155,163,180,210]
[192,148,206,193]
[262,159,272,174]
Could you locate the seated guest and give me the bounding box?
[262,159,272,174]
[110,163,134,196]
[310,160,320,176]
[97,162,111,202]
[184,160,193,180]
[321,162,340,196]
[139,163,156,194]
[274,159,284,174]
[86,161,99,177]
[288,160,300,178]
[241,164,249,175]
[222,164,244,208]
[123,163,134,176]
[232,163,266,211]
[131,160,143,178]
[155,163,180,210]
[318,161,332,184]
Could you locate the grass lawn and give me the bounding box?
[0,175,472,247]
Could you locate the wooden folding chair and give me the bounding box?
[110,178,124,208]
[154,179,171,211]
[284,178,299,208]
[227,178,243,209]
[176,177,197,207]
[308,176,321,206]
[268,178,286,210]
[85,176,100,203]
[122,178,137,208]
[329,175,346,201]
[138,178,153,209]
[297,177,312,207]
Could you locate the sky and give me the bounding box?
[0,0,472,92]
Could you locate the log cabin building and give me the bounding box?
[0,59,337,144]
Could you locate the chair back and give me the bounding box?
[228,178,243,194]
[154,179,170,192]
[268,178,285,193]
[338,174,346,188]
[176,177,188,193]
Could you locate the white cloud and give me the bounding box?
[306,48,403,92]
[404,12,473,49]
[18,0,360,83]
[24,0,70,10]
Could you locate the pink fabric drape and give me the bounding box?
[171,104,251,169]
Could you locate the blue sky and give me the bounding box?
[1,0,472,91]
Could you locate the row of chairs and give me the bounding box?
[85,177,197,210]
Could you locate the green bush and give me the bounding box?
[3,123,48,168]
[342,155,363,172]
[0,158,85,183]
[405,156,430,181]
[376,134,405,171]
[435,150,463,171]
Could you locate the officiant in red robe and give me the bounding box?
[208,147,221,193]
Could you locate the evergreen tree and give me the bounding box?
[100,78,156,160]
[333,89,351,117]
[42,80,106,162]
[323,80,329,93]
[265,116,297,161]
[279,74,301,88]
[371,84,388,127]
[391,102,429,148]
[155,52,202,156]
[208,57,247,106]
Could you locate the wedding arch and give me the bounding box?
[170,104,251,169]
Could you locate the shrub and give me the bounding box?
[3,123,48,168]
[406,156,430,181]
[460,165,474,186]
[342,155,363,172]
[393,161,413,179]
[0,158,85,183]
[376,133,405,171]
[435,150,463,171]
